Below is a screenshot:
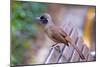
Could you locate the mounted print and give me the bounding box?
[11,0,96,66]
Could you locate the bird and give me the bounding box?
[36,13,85,60]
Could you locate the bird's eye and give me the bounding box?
[40,16,48,24]
[40,16,45,20]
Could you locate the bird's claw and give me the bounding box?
[51,44,61,52]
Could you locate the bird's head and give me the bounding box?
[36,13,52,25]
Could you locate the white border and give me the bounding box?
[18,0,96,5]
[0,0,10,67]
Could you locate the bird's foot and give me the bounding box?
[51,43,61,52]
[52,43,58,47]
[55,45,61,52]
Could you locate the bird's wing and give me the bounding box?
[59,28,72,43]
[49,26,69,46]
[58,28,85,59]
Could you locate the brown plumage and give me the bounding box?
[36,13,85,60]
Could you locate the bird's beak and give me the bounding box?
[36,17,40,21]
[35,17,42,24]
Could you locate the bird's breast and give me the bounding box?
[45,28,54,37]
[45,28,63,43]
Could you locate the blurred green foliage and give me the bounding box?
[11,1,48,65]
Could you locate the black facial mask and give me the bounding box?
[40,16,48,24]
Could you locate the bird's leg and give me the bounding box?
[51,43,61,53]
[52,42,58,47]
[51,43,67,60]
[55,45,61,53]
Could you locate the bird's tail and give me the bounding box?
[65,36,85,60]
[69,41,85,60]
